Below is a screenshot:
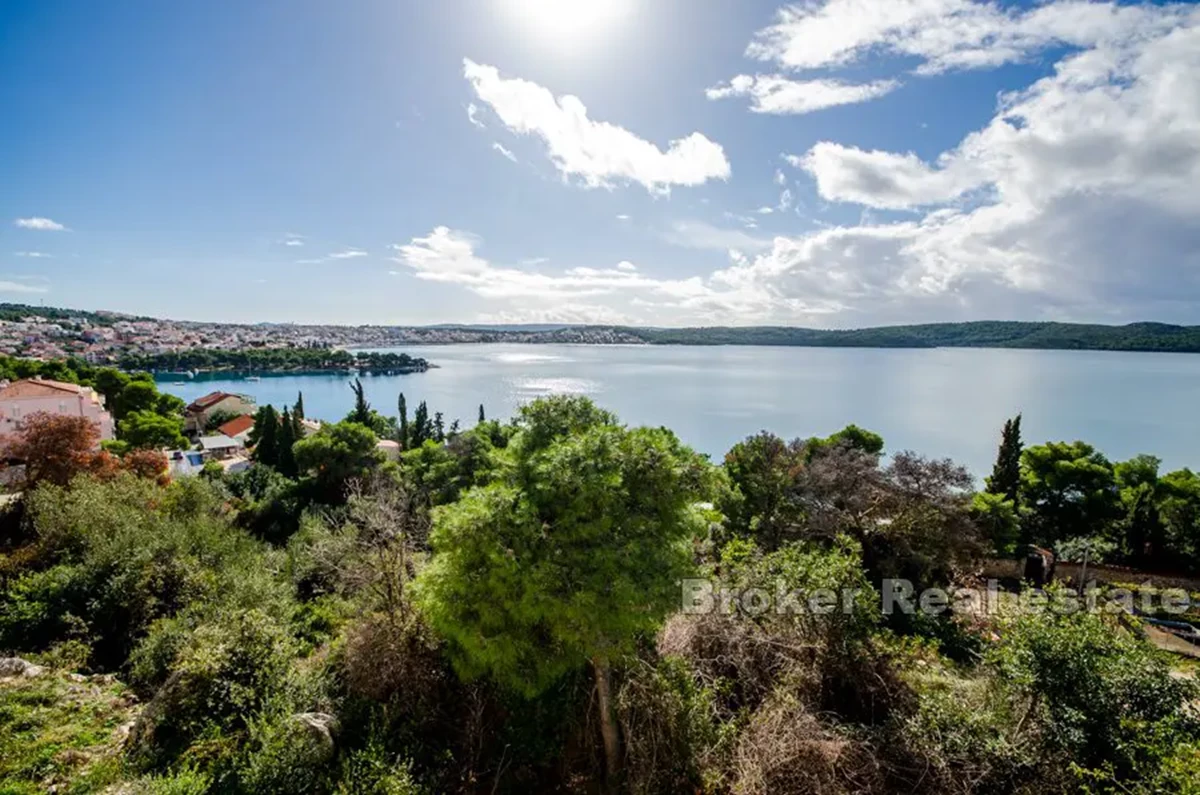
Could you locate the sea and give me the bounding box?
[157,343,1200,478]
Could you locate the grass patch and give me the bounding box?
[0,672,140,794]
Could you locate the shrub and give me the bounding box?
[990,605,1200,785]
[127,608,297,769]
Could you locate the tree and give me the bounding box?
[1160,469,1200,570]
[290,405,304,441]
[252,405,281,468]
[1020,441,1121,547]
[798,446,981,587]
[986,414,1022,509]
[478,404,486,424]
[804,423,885,461]
[433,412,445,443]
[412,401,429,447]
[398,393,409,449]
[349,379,371,425]
[416,396,714,785]
[122,448,170,484]
[971,491,1019,556]
[118,410,188,450]
[118,380,160,419]
[1123,482,1164,567]
[719,432,807,551]
[2,412,100,488]
[293,391,305,422]
[277,407,298,478]
[92,369,132,415]
[292,421,384,503]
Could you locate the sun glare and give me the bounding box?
[501,0,633,47]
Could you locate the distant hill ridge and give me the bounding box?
[3,302,1199,353]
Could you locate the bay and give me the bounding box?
[157,344,1200,477]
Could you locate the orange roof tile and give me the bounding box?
[217,414,255,437]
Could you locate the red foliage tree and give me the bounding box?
[2,411,101,488]
[122,448,170,485]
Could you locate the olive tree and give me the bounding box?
[415,396,713,786]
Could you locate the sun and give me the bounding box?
[500,0,634,47]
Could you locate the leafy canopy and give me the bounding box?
[416,396,714,696]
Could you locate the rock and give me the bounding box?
[0,657,45,678]
[289,712,340,762]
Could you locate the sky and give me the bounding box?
[2,0,1199,327]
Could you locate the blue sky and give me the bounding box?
[2,0,1198,326]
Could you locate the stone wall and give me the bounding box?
[978,557,1200,593]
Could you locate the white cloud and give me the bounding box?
[756,206,774,214]
[616,214,631,220]
[492,142,518,162]
[392,226,709,305]
[774,169,787,186]
[279,233,305,247]
[14,217,66,231]
[706,74,899,114]
[14,251,51,258]
[778,189,794,212]
[329,248,368,259]
[707,4,1200,324]
[463,58,730,194]
[0,280,48,294]
[466,102,485,128]
[743,0,1188,76]
[661,219,774,253]
[794,142,986,209]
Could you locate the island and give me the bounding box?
[118,348,432,375]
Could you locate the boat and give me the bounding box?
[172,381,185,386]
[245,375,261,382]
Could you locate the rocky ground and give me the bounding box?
[0,657,140,794]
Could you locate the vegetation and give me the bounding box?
[119,348,430,374]
[2,392,1200,794]
[627,320,1200,352]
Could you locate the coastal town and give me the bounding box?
[0,302,644,363]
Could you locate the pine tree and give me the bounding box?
[254,405,281,468]
[278,407,298,477]
[434,412,445,443]
[349,378,371,425]
[398,392,409,449]
[449,418,461,439]
[412,401,429,446]
[478,404,486,424]
[986,414,1023,509]
[294,391,305,422]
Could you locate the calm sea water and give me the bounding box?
[157,344,1200,477]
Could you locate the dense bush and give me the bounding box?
[3,397,1200,794]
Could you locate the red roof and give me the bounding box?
[187,391,236,412]
[0,378,87,399]
[217,414,255,438]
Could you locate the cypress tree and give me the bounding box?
[478,404,486,424]
[278,407,297,477]
[254,405,281,468]
[349,378,371,425]
[398,392,409,449]
[294,391,305,422]
[413,401,429,446]
[434,412,445,443]
[986,414,1023,509]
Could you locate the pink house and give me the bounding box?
[0,377,116,443]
